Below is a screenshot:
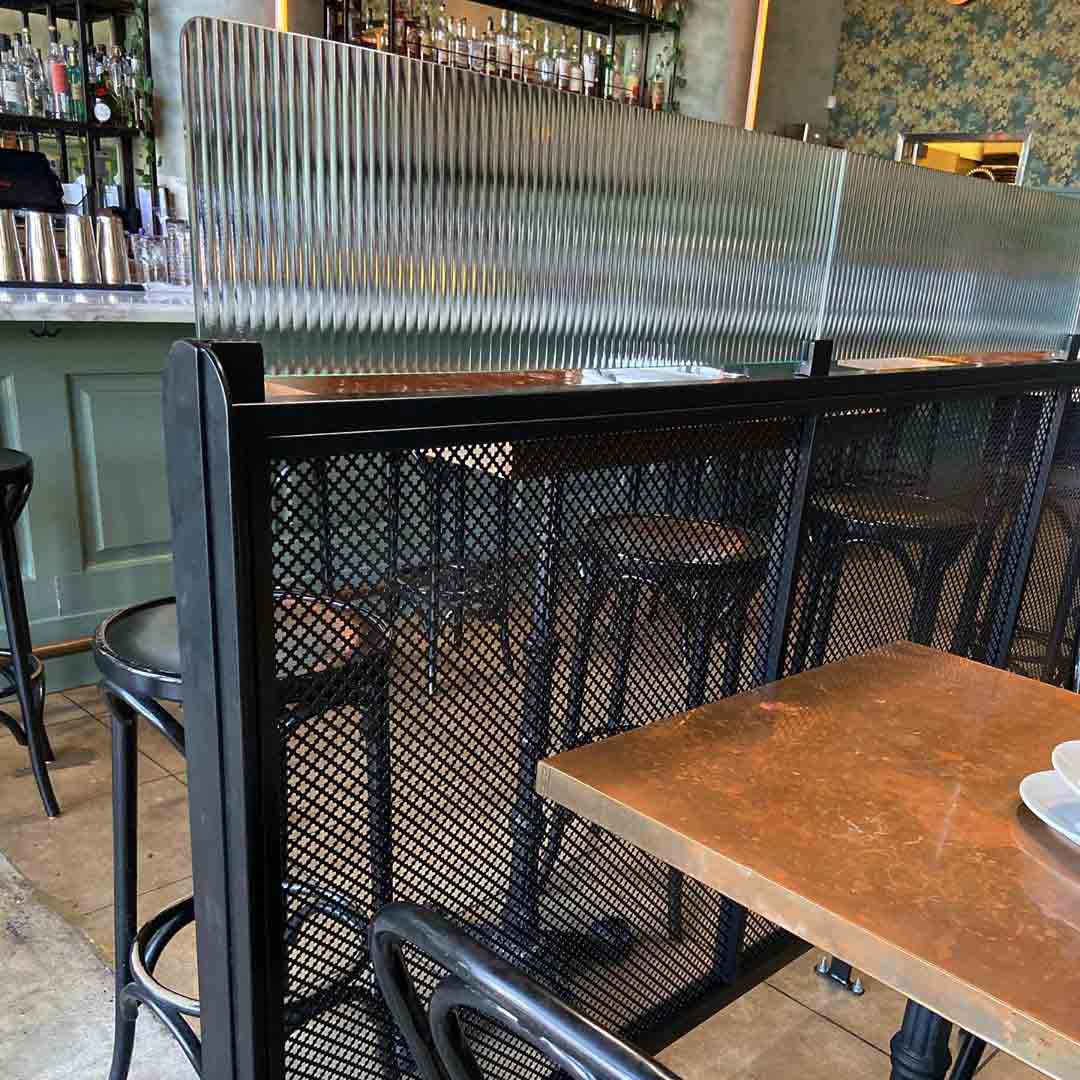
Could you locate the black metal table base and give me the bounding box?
[890,1001,988,1080]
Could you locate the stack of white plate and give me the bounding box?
[1020,741,1080,846]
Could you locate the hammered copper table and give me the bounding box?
[537,642,1080,1079]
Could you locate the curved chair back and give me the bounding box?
[369,902,680,1080]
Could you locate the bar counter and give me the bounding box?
[165,340,1080,1079]
[0,288,194,686]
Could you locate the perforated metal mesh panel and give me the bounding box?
[268,416,810,1078]
[1009,392,1080,687]
[783,392,1058,676]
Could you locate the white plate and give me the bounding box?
[1052,740,1080,799]
[1019,770,1080,848]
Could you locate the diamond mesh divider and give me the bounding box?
[783,392,1058,676]
[1008,390,1080,686]
[268,415,807,1079]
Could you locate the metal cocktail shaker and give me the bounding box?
[64,214,102,285]
[24,211,61,283]
[0,210,25,282]
[96,213,130,285]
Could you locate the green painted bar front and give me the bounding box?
[0,319,192,689]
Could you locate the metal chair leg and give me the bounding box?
[949,1033,987,1080]
[0,523,57,816]
[106,690,140,1080]
[606,577,642,735]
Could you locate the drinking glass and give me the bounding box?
[132,235,168,283]
[165,221,192,286]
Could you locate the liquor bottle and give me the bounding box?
[67,46,84,121]
[509,14,522,80]
[406,13,421,59]
[91,65,122,125]
[484,17,497,77]
[453,18,469,69]
[469,25,485,73]
[127,51,143,128]
[569,41,583,94]
[496,10,511,78]
[47,27,70,119]
[624,45,641,105]
[25,49,48,118]
[649,70,665,111]
[605,40,624,101]
[109,44,129,124]
[393,0,410,53]
[555,31,571,91]
[582,33,600,97]
[432,2,449,63]
[419,7,434,62]
[0,36,27,115]
[536,28,554,86]
[518,27,536,84]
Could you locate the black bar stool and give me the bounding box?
[96,593,394,1080]
[794,488,978,671]
[558,511,767,967]
[0,448,58,817]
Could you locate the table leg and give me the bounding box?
[890,1001,953,1080]
[504,475,566,937]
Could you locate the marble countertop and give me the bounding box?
[0,285,196,324]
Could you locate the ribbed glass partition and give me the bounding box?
[821,153,1080,361]
[182,19,843,375]
[184,18,1080,376]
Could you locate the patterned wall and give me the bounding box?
[831,0,1080,188]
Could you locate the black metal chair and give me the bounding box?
[370,901,679,1080]
[0,448,58,817]
[95,593,394,1080]
[390,449,514,698]
[793,488,979,671]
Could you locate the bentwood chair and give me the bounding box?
[0,448,58,817]
[95,593,394,1080]
[370,901,679,1080]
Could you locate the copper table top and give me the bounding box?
[536,643,1080,1078]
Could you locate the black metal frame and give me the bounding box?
[165,338,1080,1080]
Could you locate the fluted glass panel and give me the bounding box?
[821,153,1080,361]
[182,18,844,375]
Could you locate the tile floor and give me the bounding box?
[0,685,1043,1079]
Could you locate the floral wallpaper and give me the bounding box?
[831,0,1080,187]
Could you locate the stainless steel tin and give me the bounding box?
[64,214,102,285]
[0,210,25,282]
[96,214,130,285]
[25,211,61,283]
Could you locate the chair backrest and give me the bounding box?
[369,902,680,1080]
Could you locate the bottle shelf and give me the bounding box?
[0,112,145,139]
[0,0,138,17]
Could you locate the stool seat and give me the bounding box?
[581,513,767,573]
[0,448,32,484]
[96,594,390,706]
[809,488,977,538]
[95,598,181,703]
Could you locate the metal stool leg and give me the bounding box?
[606,577,642,735]
[1041,526,1080,684]
[949,1033,987,1080]
[106,690,140,1080]
[809,538,846,670]
[0,521,57,817]
[497,476,514,676]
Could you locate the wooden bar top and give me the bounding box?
[261,352,1060,402]
[537,643,1080,1078]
